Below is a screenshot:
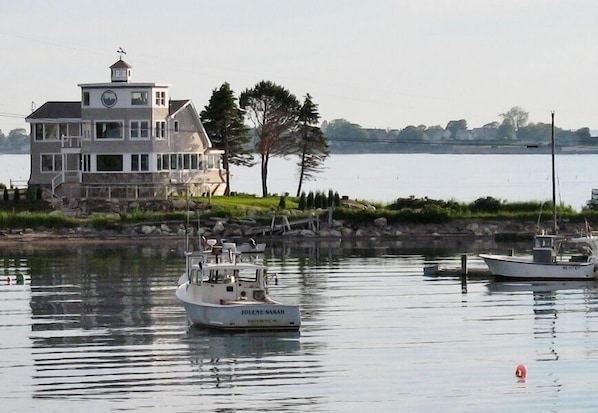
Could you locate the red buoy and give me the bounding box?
[515,364,527,378]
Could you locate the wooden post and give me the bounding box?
[461,254,468,293]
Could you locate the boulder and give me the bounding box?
[374,217,387,228]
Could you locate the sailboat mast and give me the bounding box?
[551,111,557,234]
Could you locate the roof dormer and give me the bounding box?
[110,58,132,83]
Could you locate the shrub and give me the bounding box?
[470,197,501,213]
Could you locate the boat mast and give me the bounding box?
[551,111,557,234]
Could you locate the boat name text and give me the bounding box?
[241,309,285,315]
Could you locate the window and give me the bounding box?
[131,91,148,105]
[191,154,198,170]
[59,123,68,138]
[81,154,91,172]
[161,154,169,170]
[183,154,190,169]
[34,124,44,141]
[34,124,60,141]
[174,120,179,133]
[130,121,149,139]
[170,154,177,170]
[82,91,90,106]
[156,92,166,106]
[96,122,123,139]
[40,154,62,172]
[155,121,166,139]
[155,91,165,106]
[131,154,149,171]
[97,155,123,171]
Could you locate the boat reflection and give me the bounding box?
[182,328,304,390]
[486,279,598,294]
[182,327,301,359]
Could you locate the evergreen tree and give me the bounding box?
[200,82,253,195]
[298,192,307,210]
[328,189,334,207]
[278,194,286,209]
[334,191,341,207]
[240,81,299,197]
[294,94,329,196]
[306,191,315,209]
[314,191,322,209]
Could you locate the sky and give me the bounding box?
[1,0,597,134]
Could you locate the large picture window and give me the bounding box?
[96,122,123,139]
[97,155,123,171]
[131,91,148,106]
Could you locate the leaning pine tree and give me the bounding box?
[294,94,329,197]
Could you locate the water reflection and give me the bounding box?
[183,329,303,390]
[3,240,598,411]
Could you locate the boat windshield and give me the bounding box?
[535,236,555,249]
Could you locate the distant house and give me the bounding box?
[25,58,225,200]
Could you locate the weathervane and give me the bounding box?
[117,47,127,60]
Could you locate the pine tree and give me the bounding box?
[200,82,253,195]
[294,94,329,196]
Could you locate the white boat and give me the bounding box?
[224,238,266,253]
[480,113,597,281]
[567,223,598,262]
[480,234,596,280]
[176,242,301,331]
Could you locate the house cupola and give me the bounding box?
[110,58,132,83]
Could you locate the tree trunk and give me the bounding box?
[223,138,231,196]
[261,153,269,197]
[296,151,306,197]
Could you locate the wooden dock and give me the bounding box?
[423,254,492,278]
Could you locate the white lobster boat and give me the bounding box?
[480,234,596,280]
[480,113,597,281]
[176,242,301,331]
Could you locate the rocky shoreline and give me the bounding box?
[2,198,587,245]
[0,216,554,245]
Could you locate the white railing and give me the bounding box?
[51,172,64,195]
[60,135,82,149]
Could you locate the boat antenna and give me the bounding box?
[551,111,557,235]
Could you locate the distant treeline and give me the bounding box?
[0,128,29,154]
[322,118,597,154]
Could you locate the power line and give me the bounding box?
[0,112,27,119]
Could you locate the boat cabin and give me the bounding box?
[533,234,562,263]
[184,248,269,305]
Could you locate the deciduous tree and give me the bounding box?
[500,107,529,131]
[240,81,299,197]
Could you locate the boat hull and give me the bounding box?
[479,254,596,280]
[176,284,301,331]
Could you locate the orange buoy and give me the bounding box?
[515,364,527,378]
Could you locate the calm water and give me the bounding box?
[2,239,598,412]
[2,153,597,210]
